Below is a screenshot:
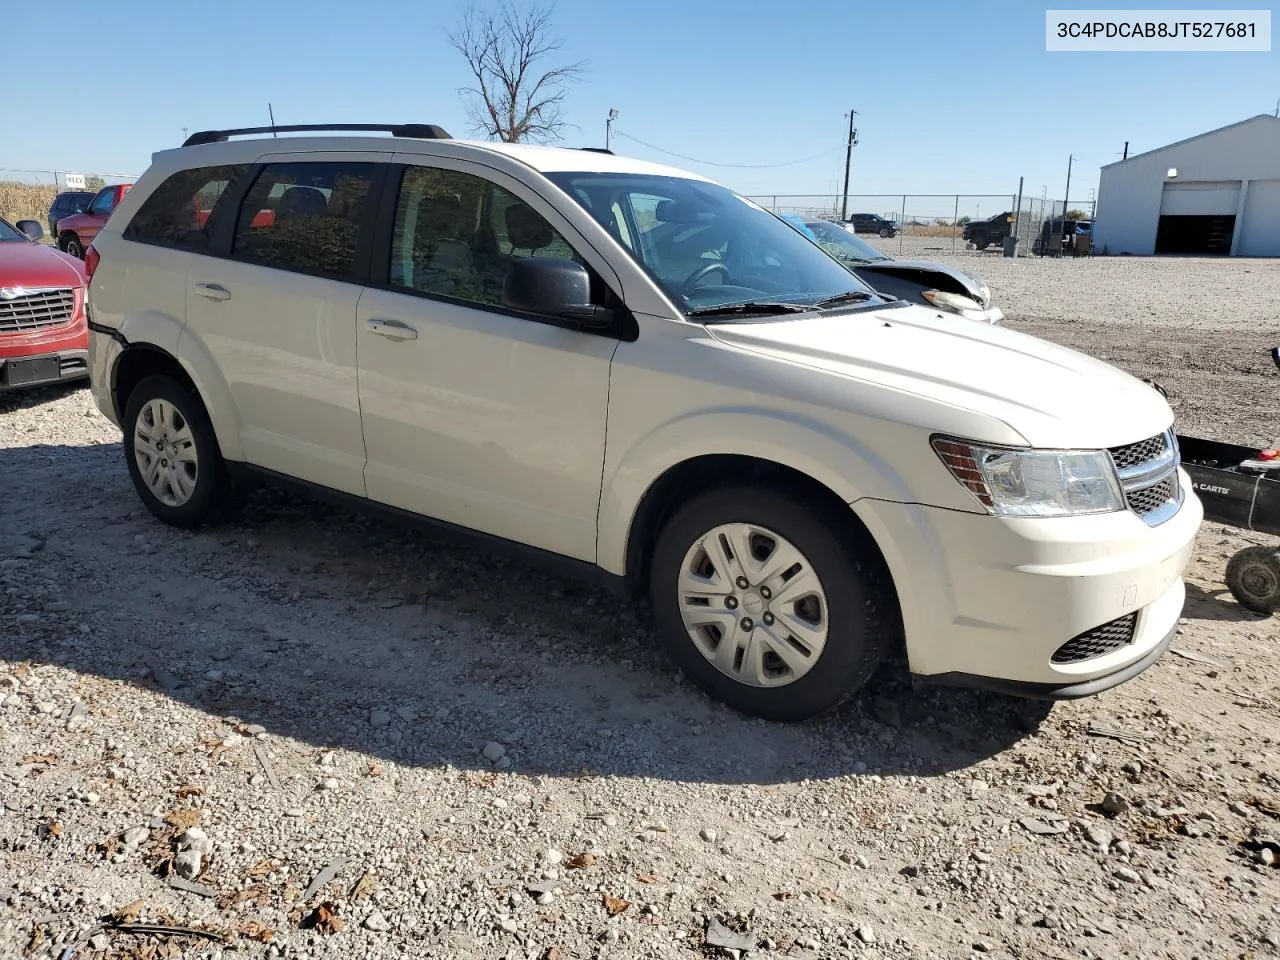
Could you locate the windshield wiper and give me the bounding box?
[686,300,814,318]
[812,290,876,309]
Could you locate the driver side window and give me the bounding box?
[89,189,115,215]
[389,165,585,310]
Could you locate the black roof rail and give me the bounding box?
[182,123,451,147]
[578,147,614,154]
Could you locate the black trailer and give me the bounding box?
[1175,347,1280,615]
[1179,436,1280,613]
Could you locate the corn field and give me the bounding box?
[0,183,58,226]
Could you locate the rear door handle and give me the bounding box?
[366,318,418,341]
[193,282,231,301]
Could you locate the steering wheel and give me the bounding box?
[683,261,730,290]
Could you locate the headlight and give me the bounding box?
[921,289,983,313]
[932,437,1125,517]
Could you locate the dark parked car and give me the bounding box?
[1032,218,1092,256]
[781,215,1004,324]
[841,212,898,238]
[47,191,95,241]
[961,211,1014,251]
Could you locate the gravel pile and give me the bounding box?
[2,257,1279,959]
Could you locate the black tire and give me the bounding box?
[972,233,989,250]
[58,232,83,259]
[1225,546,1280,615]
[122,374,230,528]
[648,486,896,721]
[878,227,890,238]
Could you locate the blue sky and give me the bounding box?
[4,0,1275,213]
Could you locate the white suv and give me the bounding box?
[85,123,1203,720]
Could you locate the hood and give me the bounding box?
[0,241,86,289]
[856,259,989,303]
[704,304,1174,449]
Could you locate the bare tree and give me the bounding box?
[448,2,586,144]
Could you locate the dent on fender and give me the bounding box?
[595,406,916,575]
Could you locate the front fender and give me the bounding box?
[596,407,915,576]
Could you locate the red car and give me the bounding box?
[0,217,89,391]
[56,183,131,259]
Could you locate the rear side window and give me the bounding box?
[231,162,375,281]
[123,165,247,251]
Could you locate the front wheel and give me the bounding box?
[648,486,895,721]
[1225,546,1280,615]
[878,227,890,238]
[122,375,230,528]
[59,232,84,259]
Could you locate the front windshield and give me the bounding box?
[0,219,24,242]
[799,219,890,263]
[545,172,879,316]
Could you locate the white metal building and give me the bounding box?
[1093,114,1280,257]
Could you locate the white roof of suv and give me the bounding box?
[154,125,710,182]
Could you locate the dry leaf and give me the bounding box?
[247,859,276,879]
[305,902,344,935]
[108,899,145,923]
[566,852,596,870]
[22,753,58,764]
[37,821,62,840]
[175,784,204,799]
[635,873,659,884]
[240,922,274,943]
[772,890,793,900]
[350,872,376,901]
[367,761,383,778]
[602,894,631,916]
[815,887,838,903]
[164,809,201,831]
[542,949,563,960]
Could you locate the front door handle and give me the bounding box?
[367,318,418,341]
[193,282,231,301]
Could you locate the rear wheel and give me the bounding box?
[878,227,891,238]
[59,232,84,259]
[972,232,989,250]
[122,375,230,528]
[649,486,894,720]
[1225,546,1280,615]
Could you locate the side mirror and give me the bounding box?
[502,257,612,328]
[16,220,44,241]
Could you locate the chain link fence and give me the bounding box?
[0,169,139,227]
[748,193,1098,257]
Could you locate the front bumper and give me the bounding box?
[0,349,89,390]
[854,473,1203,695]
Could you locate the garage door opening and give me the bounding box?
[1154,215,1236,255]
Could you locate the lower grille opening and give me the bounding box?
[1051,612,1138,665]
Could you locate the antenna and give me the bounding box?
[268,102,278,137]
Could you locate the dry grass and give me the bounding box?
[0,182,57,227]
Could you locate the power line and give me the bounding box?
[610,129,843,169]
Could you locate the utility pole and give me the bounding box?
[1063,153,1074,223]
[1013,175,1024,240]
[606,108,618,150]
[840,109,858,222]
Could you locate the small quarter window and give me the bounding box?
[123,165,247,251]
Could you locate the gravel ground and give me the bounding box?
[2,257,1280,960]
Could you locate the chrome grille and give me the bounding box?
[1109,433,1171,472]
[1108,428,1182,526]
[0,288,75,332]
[1051,613,1137,664]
